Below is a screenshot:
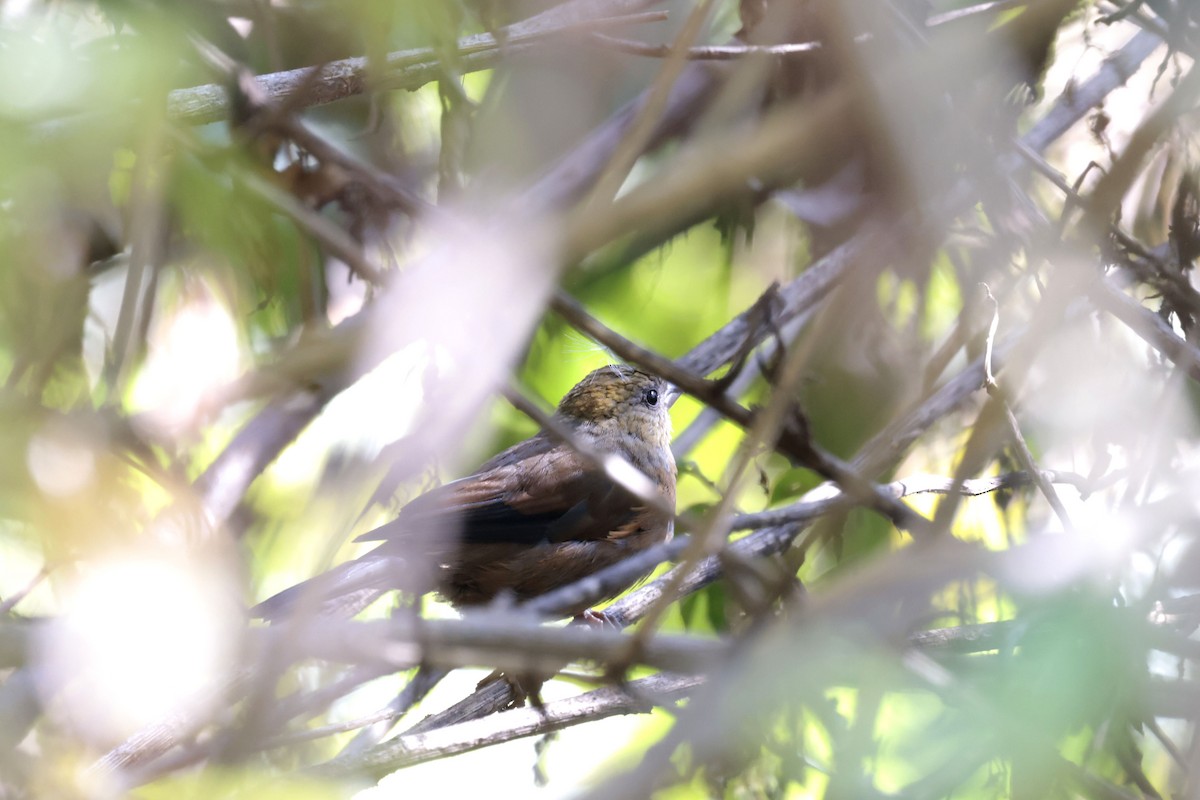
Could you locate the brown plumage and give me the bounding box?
[255,365,676,619]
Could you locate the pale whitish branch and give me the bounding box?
[276,612,726,676]
[586,32,822,59]
[979,286,1075,531]
[315,673,703,778]
[318,619,1025,777]
[167,4,669,125]
[1090,278,1200,384]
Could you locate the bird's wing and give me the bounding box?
[355,435,645,547]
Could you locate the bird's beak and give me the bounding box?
[665,384,682,407]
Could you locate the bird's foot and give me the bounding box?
[574,608,620,629]
[476,669,546,710]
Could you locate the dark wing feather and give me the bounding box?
[354,433,639,547]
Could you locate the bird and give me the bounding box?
[254,365,676,621]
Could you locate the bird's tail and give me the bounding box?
[252,554,409,621]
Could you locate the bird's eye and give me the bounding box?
[644,388,659,406]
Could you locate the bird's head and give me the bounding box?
[556,365,674,450]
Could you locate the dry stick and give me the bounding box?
[169,126,386,285]
[190,34,433,220]
[0,568,46,616]
[1090,268,1200,384]
[106,117,167,393]
[252,615,726,684]
[123,664,399,784]
[847,31,1163,483]
[1014,138,1199,319]
[923,270,1067,540]
[1099,0,1171,32]
[531,0,1020,211]
[1083,61,1200,231]
[334,665,449,757]
[195,393,332,531]
[525,49,719,209]
[167,3,670,124]
[124,656,434,784]
[925,0,1025,26]
[128,597,729,782]
[316,673,704,779]
[267,666,448,750]
[979,285,1074,531]
[1022,28,1162,155]
[586,32,823,59]
[582,0,716,209]
[681,243,855,378]
[672,334,781,457]
[560,85,857,265]
[671,294,817,456]
[135,612,723,785]
[92,674,251,778]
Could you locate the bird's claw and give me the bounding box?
[575,608,620,629]
[476,669,546,709]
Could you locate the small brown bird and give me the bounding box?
[255,365,676,620]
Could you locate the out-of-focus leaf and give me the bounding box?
[769,466,821,506]
[680,582,728,634]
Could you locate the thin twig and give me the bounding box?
[978,285,1074,531]
[166,5,671,125]
[0,569,47,616]
[315,672,703,778]
[586,32,822,59]
[583,0,716,210]
[1090,278,1200,383]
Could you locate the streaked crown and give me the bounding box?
[557,365,669,422]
